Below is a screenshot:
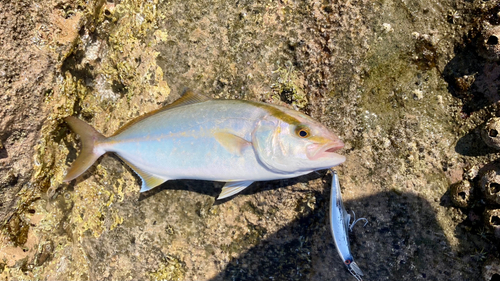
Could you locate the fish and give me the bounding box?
[62,90,346,199]
[329,169,367,281]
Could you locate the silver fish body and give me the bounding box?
[63,91,345,199]
[330,170,364,281]
[106,100,306,182]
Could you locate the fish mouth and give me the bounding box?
[306,140,345,161]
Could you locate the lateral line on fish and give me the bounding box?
[108,128,250,145]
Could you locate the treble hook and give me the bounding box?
[349,210,368,232]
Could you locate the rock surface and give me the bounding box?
[1,0,500,280]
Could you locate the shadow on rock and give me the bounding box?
[442,44,497,115]
[455,122,498,156]
[0,140,7,160]
[442,7,500,116]
[440,180,499,281]
[139,172,327,204]
[208,189,479,281]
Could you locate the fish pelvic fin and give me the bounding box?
[117,156,168,192]
[217,181,254,200]
[63,116,107,182]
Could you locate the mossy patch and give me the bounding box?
[270,62,308,109]
[149,255,185,281]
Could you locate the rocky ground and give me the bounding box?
[1,0,500,280]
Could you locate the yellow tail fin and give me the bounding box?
[63,116,107,182]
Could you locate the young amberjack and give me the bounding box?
[63,91,345,199]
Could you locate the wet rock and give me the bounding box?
[483,208,500,239]
[479,23,500,61]
[481,117,500,150]
[479,168,500,205]
[483,257,500,281]
[450,180,473,208]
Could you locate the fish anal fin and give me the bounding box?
[217,181,254,200]
[118,156,167,192]
[214,132,251,156]
[112,90,210,136]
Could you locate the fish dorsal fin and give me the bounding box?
[165,89,211,109]
[112,90,211,136]
[213,132,251,156]
[217,181,254,199]
[117,156,168,192]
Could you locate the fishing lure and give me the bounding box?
[329,169,368,281]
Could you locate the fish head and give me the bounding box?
[252,106,345,174]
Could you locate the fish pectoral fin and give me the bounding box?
[118,156,168,192]
[214,132,251,156]
[217,181,254,200]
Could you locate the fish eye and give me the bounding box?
[295,126,310,138]
[344,259,352,265]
